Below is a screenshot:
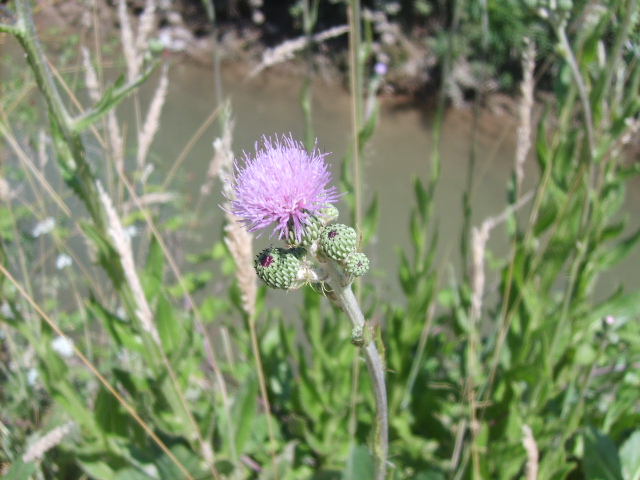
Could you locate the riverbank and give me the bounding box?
[29,0,529,104]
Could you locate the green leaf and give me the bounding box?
[414,176,429,223]
[2,458,37,480]
[230,374,258,455]
[597,226,640,269]
[583,425,623,480]
[620,431,640,480]
[342,444,374,480]
[71,61,159,133]
[156,293,180,355]
[78,457,118,480]
[589,292,640,325]
[80,221,125,287]
[87,297,147,356]
[360,194,378,247]
[94,386,129,437]
[143,234,164,300]
[359,102,379,144]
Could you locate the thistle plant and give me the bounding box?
[225,134,388,479]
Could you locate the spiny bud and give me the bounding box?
[286,205,340,246]
[286,215,323,246]
[254,247,306,289]
[319,223,357,262]
[344,252,370,277]
[318,205,339,225]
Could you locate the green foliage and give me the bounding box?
[1,0,640,478]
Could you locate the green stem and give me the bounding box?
[322,259,388,480]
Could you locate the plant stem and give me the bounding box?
[322,259,388,480]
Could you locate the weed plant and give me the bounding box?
[1,0,640,479]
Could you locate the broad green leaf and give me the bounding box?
[50,381,99,435]
[143,234,164,300]
[94,387,132,438]
[620,431,640,480]
[589,291,640,325]
[583,425,623,480]
[113,468,157,480]
[156,443,205,480]
[230,374,258,455]
[78,458,118,480]
[597,226,640,270]
[2,458,37,480]
[156,293,180,355]
[87,298,147,356]
[342,444,374,480]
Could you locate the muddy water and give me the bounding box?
[137,59,638,311]
[3,38,636,309]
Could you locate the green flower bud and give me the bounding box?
[351,326,365,347]
[286,215,323,246]
[285,205,340,246]
[254,247,306,289]
[344,252,369,277]
[319,223,357,262]
[318,205,339,225]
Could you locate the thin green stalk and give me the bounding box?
[553,26,594,158]
[347,0,363,229]
[322,259,387,480]
[247,312,279,480]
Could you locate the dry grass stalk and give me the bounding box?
[108,111,125,172]
[469,191,534,321]
[97,181,160,345]
[470,223,490,322]
[515,39,536,191]
[81,47,101,103]
[134,0,157,58]
[122,191,177,214]
[22,422,74,463]
[117,0,137,82]
[202,105,234,197]
[215,112,256,318]
[0,176,10,201]
[37,128,48,170]
[251,25,349,77]
[137,65,169,172]
[118,0,156,82]
[522,425,539,480]
[224,219,256,318]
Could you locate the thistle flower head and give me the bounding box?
[226,134,341,242]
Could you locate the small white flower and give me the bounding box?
[0,302,13,320]
[123,225,138,240]
[26,368,39,386]
[51,336,74,358]
[32,217,56,237]
[116,306,127,320]
[55,253,73,270]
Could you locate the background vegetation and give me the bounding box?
[1,0,640,479]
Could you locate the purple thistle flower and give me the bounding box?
[226,134,341,242]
